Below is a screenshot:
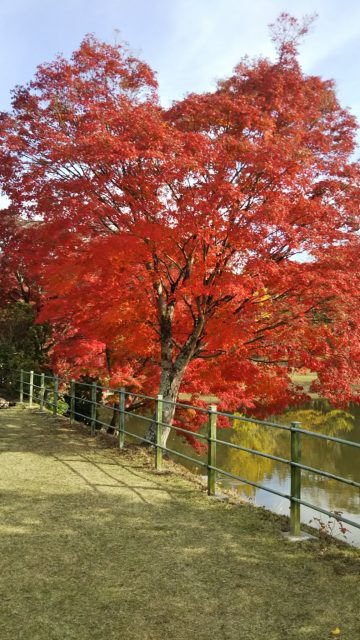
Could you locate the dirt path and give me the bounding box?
[0,406,359,640]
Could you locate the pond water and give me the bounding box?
[99,399,360,546]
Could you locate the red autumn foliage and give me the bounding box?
[1,15,360,444]
[0,207,42,308]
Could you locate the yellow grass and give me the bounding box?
[0,405,359,640]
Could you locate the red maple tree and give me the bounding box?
[1,14,360,444]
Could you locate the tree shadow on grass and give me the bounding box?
[1,487,359,640]
[0,408,359,640]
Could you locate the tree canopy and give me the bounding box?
[1,14,360,439]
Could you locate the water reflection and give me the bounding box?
[217,403,360,544]
[99,401,360,544]
[225,406,357,502]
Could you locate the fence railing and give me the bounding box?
[14,369,360,537]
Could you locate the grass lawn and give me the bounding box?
[0,405,359,640]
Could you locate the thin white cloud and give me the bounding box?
[0,195,10,210]
[1,0,360,131]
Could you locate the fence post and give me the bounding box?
[70,379,75,423]
[29,370,34,408]
[40,373,45,410]
[91,381,97,436]
[118,387,125,449]
[155,394,163,470]
[20,369,24,403]
[207,405,217,496]
[290,421,301,536]
[53,376,59,415]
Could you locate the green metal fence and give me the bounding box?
[15,369,360,537]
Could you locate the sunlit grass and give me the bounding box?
[0,405,359,640]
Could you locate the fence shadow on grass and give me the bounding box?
[0,406,359,640]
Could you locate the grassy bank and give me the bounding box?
[0,405,359,640]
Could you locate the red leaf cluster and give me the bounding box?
[1,16,360,440]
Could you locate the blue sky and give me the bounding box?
[1,1,360,123]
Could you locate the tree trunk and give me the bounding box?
[145,285,204,447]
[145,365,185,446]
[107,406,117,435]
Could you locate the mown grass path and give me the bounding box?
[0,406,359,640]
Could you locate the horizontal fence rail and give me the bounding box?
[11,369,360,538]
